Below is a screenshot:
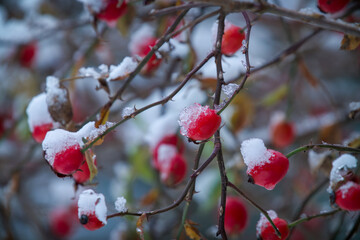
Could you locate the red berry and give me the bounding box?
[270,121,295,149]
[335,181,360,211]
[49,207,75,238]
[137,37,162,75]
[152,134,184,170]
[159,153,187,187]
[179,103,222,141]
[224,197,248,235]
[73,157,97,184]
[248,149,289,190]
[32,123,53,143]
[78,189,107,231]
[19,42,37,68]
[257,211,289,240]
[42,129,84,176]
[221,24,245,56]
[318,0,350,13]
[96,0,127,25]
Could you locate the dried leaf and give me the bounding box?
[230,93,254,132]
[260,84,288,107]
[346,136,360,148]
[184,220,201,240]
[95,102,111,128]
[199,77,217,91]
[298,58,319,87]
[84,150,97,182]
[140,189,159,206]
[340,34,360,51]
[136,213,147,240]
[319,123,342,144]
[116,4,136,36]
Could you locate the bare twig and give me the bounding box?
[286,143,360,159]
[288,209,341,228]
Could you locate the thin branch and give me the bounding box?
[288,209,341,228]
[82,51,215,152]
[150,2,209,16]
[227,181,282,237]
[286,143,360,159]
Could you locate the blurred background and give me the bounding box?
[0,0,359,239]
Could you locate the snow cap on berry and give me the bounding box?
[240,138,272,171]
[256,210,278,236]
[26,93,54,132]
[157,144,178,172]
[115,196,128,213]
[78,189,107,224]
[337,181,357,199]
[328,154,357,191]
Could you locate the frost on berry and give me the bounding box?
[335,181,360,211]
[115,196,128,213]
[318,0,350,14]
[328,154,357,192]
[46,76,73,125]
[224,197,248,235]
[256,210,289,240]
[26,93,55,143]
[241,138,289,190]
[178,103,221,141]
[42,129,84,175]
[78,189,107,231]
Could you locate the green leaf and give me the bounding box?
[130,147,155,182]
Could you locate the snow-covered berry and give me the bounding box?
[152,134,184,170]
[241,138,289,190]
[256,210,289,240]
[335,181,360,211]
[224,196,248,235]
[78,189,107,231]
[179,103,221,141]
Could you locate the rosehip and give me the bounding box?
[49,207,75,238]
[178,103,222,141]
[152,134,184,170]
[96,0,127,26]
[221,24,245,56]
[26,93,55,143]
[136,37,162,75]
[42,129,84,175]
[335,181,360,211]
[224,196,248,235]
[256,210,289,240]
[78,189,107,231]
[73,157,97,184]
[159,153,187,187]
[318,0,350,14]
[19,42,37,68]
[241,138,289,190]
[270,121,295,149]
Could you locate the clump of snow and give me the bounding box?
[270,111,285,127]
[121,107,135,119]
[107,57,137,81]
[222,83,239,98]
[338,181,357,199]
[256,210,278,235]
[77,0,105,13]
[26,93,53,132]
[349,102,360,111]
[42,129,80,166]
[77,121,115,142]
[46,76,68,108]
[329,154,357,191]
[158,39,189,59]
[114,196,128,213]
[129,25,154,55]
[78,189,107,224]
[79,67,102,79]
[240,138,271,171]
[299,7,319,15]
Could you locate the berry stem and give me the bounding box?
[286,143,360,159]
[288,209,341,228]
[227,181,282,238]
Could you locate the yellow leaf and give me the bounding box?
[140,189,159,207]
[340,34,360,51]
[95,102,111,128]
[260,84,288,107]
[136,214,147,240]
[116,4,135,36]
[298,58,319,87]
[230,93,254,132]
[184,220,201,240]
[84,150,97,182]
